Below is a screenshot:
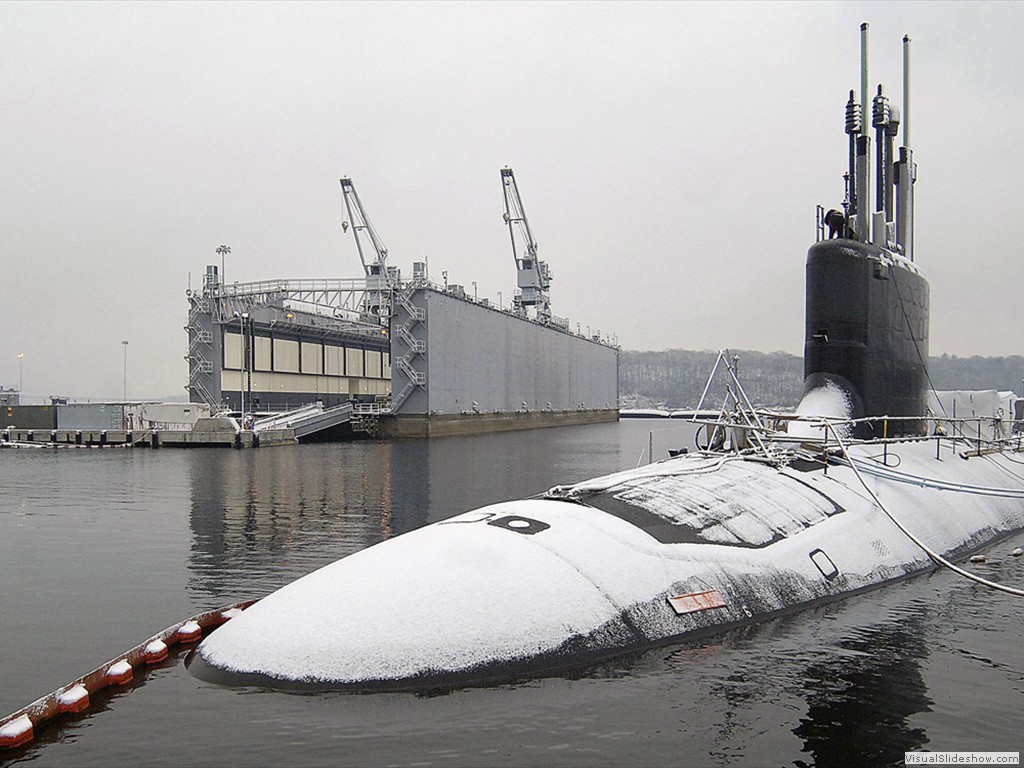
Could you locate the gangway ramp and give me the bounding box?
[253,402,354,441]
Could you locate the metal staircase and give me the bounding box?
[185,295,219,408]
[389,287,427,413]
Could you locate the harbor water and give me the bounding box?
[1,420,1022,767]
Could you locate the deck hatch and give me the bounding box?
[809,548,840,580]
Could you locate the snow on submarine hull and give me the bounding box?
[188,441,1024,692]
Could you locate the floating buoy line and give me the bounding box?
[0,600,257,751]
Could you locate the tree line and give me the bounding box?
[619,349,1024,409]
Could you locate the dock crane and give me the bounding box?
[340,177,394,321]
[501,167,551,320]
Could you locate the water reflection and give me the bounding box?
[186,442,414,601]
[652,598,935,766]
[183,423,659,605]
[793,608,932,767]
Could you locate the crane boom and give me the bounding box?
[501,167,551,319]
[340,178,394,284]
[340,177,394,321]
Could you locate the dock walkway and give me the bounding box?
[0,400,364,449]
[0,426,297,449]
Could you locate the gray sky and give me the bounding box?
[2,1,1021,402]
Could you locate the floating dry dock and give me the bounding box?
[185,170,620,438]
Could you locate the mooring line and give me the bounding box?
[824,422,1024,598]
[0,599,258,751]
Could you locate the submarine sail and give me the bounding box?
[804,29,928,438]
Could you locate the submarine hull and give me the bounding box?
[191,443,1024,691]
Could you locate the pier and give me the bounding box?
[0,402,360,449]
[0,426,296,449]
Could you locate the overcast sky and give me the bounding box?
[2,1,1021,402]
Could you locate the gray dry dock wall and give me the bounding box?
[393,288,618,415]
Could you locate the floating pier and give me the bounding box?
[0,403,360,449]
[0,426,291,450]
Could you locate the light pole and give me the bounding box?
[234,311,251,426]
[243,312,251,424]
[216,244,231,289]
[233,312,245,423]
[472,281,477,301]
[497,291,502,309]
[17,352,24,401]
[121,341,128,401]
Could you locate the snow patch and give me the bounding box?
[57,685,88,705]
[790,381,853,439]
[605,460,838,547]
[0,714,32,738]
[197,502,632,683]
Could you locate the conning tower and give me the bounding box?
[804,26,929,437]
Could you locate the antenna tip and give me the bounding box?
[903,35,911,43]
[861,22,868,30]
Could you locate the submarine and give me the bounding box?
[189,26,1024,692]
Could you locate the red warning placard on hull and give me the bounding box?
[668,589,727,615]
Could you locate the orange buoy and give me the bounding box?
[0,714,34,749]
[56,684,90,714]
[175,620,202,644]
[142,639,168,665]
[106,659,133,686]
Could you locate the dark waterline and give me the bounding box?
[1,421,1022,767]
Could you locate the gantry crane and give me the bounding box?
[501,167,551,320]
[340,177,394,320]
